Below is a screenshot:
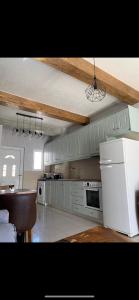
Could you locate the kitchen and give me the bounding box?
[1,57,139,242]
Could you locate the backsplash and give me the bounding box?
[46,162,70,179]
[45,157,101,180]
[69,157,101,180]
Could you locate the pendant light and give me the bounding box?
[39,118,43,137]
[85,58,106,102]
[16,113,19,133]
[14,113,45,138]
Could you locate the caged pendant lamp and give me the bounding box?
[85,58,106,102]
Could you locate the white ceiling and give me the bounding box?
[84,58,139,90]
[0,57,138,135]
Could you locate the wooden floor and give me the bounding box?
[58,226,132,242]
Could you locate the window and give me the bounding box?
[5,155,15,159]
[33,151,42,170]
[12,164,16,177]
[3,164,7,177]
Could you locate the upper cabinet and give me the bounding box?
[44,105,139,165]
[78,125,91,158]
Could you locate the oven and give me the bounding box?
[83,181,103,211]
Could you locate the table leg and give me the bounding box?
[28,229,32,242]
[25,231,28,242]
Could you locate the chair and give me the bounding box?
[0,209,16,242]
[0,191,37,242]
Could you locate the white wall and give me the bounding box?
[1,126,48,171]
[0,125,2,144]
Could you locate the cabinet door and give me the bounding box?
[50,181,56,207]
[44,143,51,165]
[54,181,64,210]
[47,142,53,165]
[54,139,61,163]
[78,126,90,157]
[111,109,130,135]
[89,123,96,154]
[46,181,51,205]
[63,182,72,212]
[89,121,105,154]
[65,132,79,161]
[124,106,139,132]
[102,108,130,138]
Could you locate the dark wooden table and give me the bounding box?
[57,226,132,243]
[0,189,37,242]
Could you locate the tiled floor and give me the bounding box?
[32,204,139,242]
[32,204,98,242]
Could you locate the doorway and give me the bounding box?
[0,146,24,189]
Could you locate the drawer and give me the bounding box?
[71,195,84,205]
[71,182,83,189]
[72,205,103,222]
[71,189,84,198]
[72,204,85,215]
[84,207,103,220]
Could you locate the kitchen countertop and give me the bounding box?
[0,189,36,195]
[40,179,101,182]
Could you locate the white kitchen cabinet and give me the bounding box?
[48,181,66,211]
[102,106,139,138]
[89,120,106,155]
[53,138,61,163]
[63,181,72,212]
[65,132,80,161]
[44,143,52,165]
[71,195,84,206]
[45,181,51,205]
[71,181,85,206]
[46,180,103,223]
[44,105,139,165]
[72,204,86,215]
[50,181,63,209]
[72,204,103,223]
[78,126,90,158]
[50,181,56,207]
[54,181,64,210]
[104,108,130,137]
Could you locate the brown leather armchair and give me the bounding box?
[0,191,37,242]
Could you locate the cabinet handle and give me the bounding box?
[100,165,112,170]
[100,159,112,164]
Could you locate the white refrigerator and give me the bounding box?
[100,138,139,237]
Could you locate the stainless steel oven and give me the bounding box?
[83,181,103,211]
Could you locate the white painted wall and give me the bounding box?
[1,126,48,171]
[0,125,2,144]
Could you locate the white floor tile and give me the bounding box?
[32,204,98,242]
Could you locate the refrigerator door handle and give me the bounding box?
[99,159,112,164]
[100,165,112,170]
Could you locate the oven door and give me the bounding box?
[85,188,101,210]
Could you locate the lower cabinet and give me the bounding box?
[72,204,103,223]
[47,181,73,213]
[46,181,51,205]
[46,181,103,223]
[63,182,72,212]
[50,181,56,207]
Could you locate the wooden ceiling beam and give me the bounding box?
[0,91,89,125]
[34,58,139,105]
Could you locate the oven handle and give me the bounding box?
[84,188,99,191]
